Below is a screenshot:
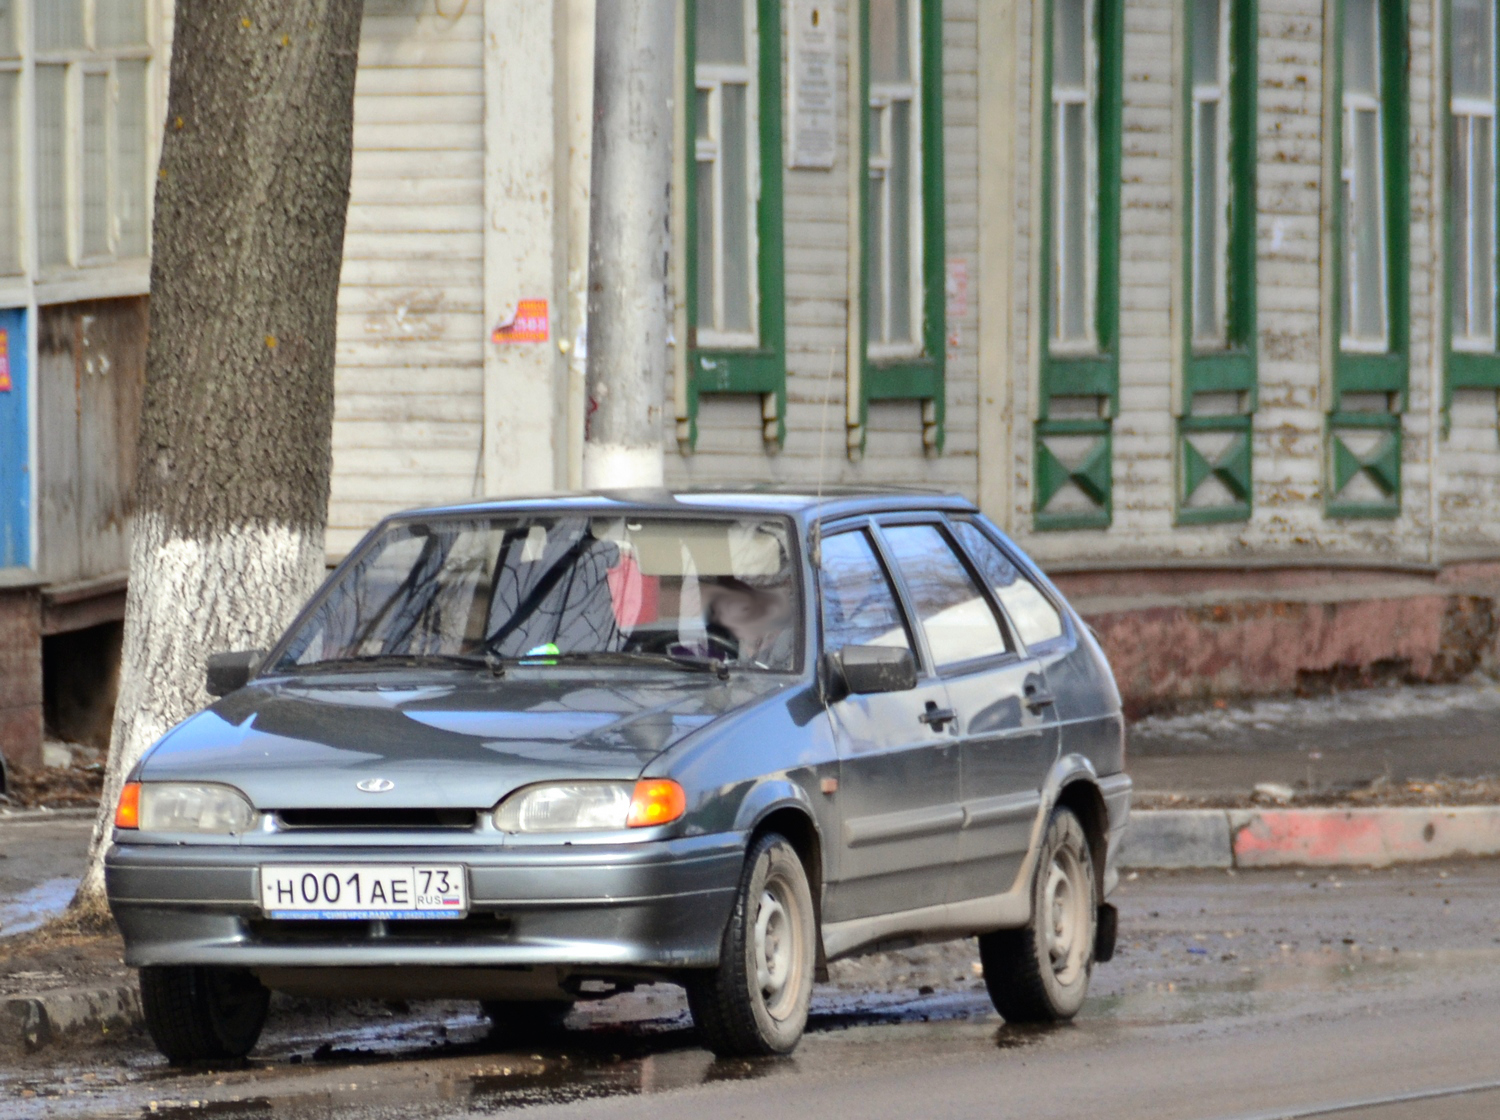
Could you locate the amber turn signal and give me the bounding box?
[627,779,686,828]
[115,781,141,829]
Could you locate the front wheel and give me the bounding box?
[978,807,1097,1023]
[139,966,270,1064]
[686,832,816,1056]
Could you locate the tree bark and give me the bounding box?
[75,0,364,914]
[581,0,675,490]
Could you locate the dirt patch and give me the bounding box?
[0,919,130,1000]
[1135,774,1500,811]
[2,757,106,811]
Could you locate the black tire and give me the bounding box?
[978,807,1097,1023]
[480,1000,572,1046]
[685,832,816,1057]
[138,966,270,1064]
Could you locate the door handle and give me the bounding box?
[1024,684,1056,713]
[919,702,958,730]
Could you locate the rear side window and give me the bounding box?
[818,531,913,652]
[952,521,1066,648]
[880,524,1011,668]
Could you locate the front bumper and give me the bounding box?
[105,831,744,973]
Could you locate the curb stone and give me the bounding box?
[1122,806,1500,870]
[3,984,140,1053]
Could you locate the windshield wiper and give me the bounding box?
[506,649,731,680]
[295,652,497,674]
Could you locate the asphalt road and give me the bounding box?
[5,862,1499,1120]
[0,811,91,937]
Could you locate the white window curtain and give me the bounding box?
[1051,0,1097,350]
[695,0,759,345]
[1340,0,1389,349]
[1452,0,1497,350]
[1190,0,1231,346]
[867,0,923,351]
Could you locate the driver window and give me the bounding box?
[818,530,914,653]
[880,523,1011,668]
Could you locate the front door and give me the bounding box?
[818,526,960,923]
[876,521,1061,904]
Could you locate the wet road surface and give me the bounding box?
[5,862,1499,1120]
[0,811,90,938]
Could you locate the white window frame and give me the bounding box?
[1452,0,1498,352]
[866,0,924,359]
[1189,0,1231,349]
[694,0,761,351]
[1050,0,1099,354]
[1340,0,1391,353]
[31,0,153,277]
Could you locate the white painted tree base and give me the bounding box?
[582,443,665,490]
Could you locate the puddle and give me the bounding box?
[0,876,79,938]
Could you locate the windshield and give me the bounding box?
[275,515,801,673]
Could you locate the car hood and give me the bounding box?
[138,671,792,810]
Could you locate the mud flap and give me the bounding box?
[1095,902,1118,963]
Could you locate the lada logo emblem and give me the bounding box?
[356,778,395,793]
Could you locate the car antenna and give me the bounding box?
[811,346,837,568]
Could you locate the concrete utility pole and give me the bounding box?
[582,0,676,489]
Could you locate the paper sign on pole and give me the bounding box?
[491,299,550,344]
[0,329,10,392]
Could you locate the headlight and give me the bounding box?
[494,780,686,833]
[115,782,258,834]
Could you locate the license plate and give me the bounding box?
[260,865,467,920]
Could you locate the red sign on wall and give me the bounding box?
[0,329,11,392]
[491,299,549,344]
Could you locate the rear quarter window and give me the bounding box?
[951,521,1068,650]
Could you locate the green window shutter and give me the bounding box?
[1326,0,1408,518]
[855,0,946,456]
[1035,0,1123,530]
[683,0,788,450]
[1177,0,1258,524]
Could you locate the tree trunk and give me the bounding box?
[75,0,364,915]
[581,0,675,490]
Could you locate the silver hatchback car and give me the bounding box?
[106,489,1130,1061]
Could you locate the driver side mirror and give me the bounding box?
[825,645,918,698]
[206,650,265,697]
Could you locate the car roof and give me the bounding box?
[386,485,978,526]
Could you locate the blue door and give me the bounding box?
[0,308,29,568]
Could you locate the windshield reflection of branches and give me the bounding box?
[485,521,622,656]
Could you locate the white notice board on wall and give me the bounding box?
[788,1,836,169]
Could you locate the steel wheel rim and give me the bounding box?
[1044,846,1088,986]
[753,873,804,1021]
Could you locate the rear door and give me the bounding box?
[818,526,960,922]
[878,519,1060,904]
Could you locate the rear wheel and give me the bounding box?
[480,1000,572,1046]
[686,832,816,1056]
[979,807,1096,1023]
[139,966,270,1064]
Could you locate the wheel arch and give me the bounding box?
[1053,772,1110,901]
[735,785,828,980]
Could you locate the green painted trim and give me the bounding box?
[1325,411,1403,518]
[855,0,946,454]
[1175,413,1253,525]
[1035,419,1113,530]
[1441,0,1500,407]
[1329,0,1410,414]
[1180,0,1258,407]
[1034,0,1123,529]
[683,0,787,449]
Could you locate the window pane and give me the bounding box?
[0,72,15,273]
[867,105,887,343]
[696,0,746,65]
[1054,0,1086,89]
[952,522,1065,648]
[696,148,716,330]
[1475,115,1497,340]
[117,60,150,258]
[1192,101,1222,341]
[36,0,85,50]
[1054,101,1090,342]
[1344,0,1379,98]
[869,0,911,84]
[36,66,69,268]
[0,0,17,58]
[882,524,1009,668]
[888,100,913,343]
[1454,116,1474,337]
[1453,0,1494,100]
[1192,0,1222,86]
[82,73,110,258]
[1346,107,1387,341]
[819,531,913,652]
[97,0,149,48]
[719,82,752,333]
